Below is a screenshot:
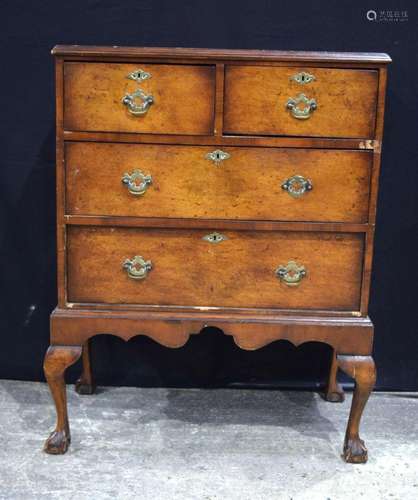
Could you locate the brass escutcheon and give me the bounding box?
[202,232,228,244]
[290,72,316,85]
[205,150,230,165]
[127,69,151,82]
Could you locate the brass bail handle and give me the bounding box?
[286,93,317,120]
[121,169,153,196]
[281,175,313,198]
[122,69,154,116]
[123,255,153,280]
[275,261,307,287]
[122,90,154,116]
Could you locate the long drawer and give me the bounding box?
[67,226,364,311]
[63,62,216,135]
[65,142,372,223]
[224,66,378,138]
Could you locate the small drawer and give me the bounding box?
[224,66,378,138]
[63,62,216,135]
[67,227,364,311]
[66,142,372,223]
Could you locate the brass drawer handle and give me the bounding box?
[275,261,307,287]
[281,175,313,198]
[122,169,152,196]
[286,93,317,120]
[123,255,152,280]
[122,88,154,116]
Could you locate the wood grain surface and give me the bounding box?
[51,307,374,355]
[64,62,216,134]
[224,66,378,138]
[52,45,392,65]
[65,142,372,223]
[67,226,364,311]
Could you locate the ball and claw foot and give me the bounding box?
[75,341,95,395]
[75,378,96,395]
[323,385,345,403]
[44,430,71,455]
[323,350,345,402]
[343,436,368,463]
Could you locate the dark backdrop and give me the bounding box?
[1,0,417,391]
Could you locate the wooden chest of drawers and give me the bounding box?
[44,46,390,463]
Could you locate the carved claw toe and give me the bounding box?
[44,430,71,455]
[75,379,96,395]
[343,437,368,463]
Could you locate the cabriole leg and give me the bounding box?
[43,345,82,454]
[323,349,345,402]
[337,355,376,463]
[75,339,96,395]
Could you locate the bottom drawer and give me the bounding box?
[67,227,364,311]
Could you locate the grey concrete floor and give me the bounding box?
[0,380,417,500]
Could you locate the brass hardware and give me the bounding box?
[205,150,230,165]
[286,93,317,120]
[275,261,307,287]
[122,169,152,196]
[127,69,151,82]
[202,232,228,244]
[123,68,154,115]
[290,72,316,85]
[281,175,313,198]
[123,255,152,280]
[122,88,154,116]
[359,139,380,152]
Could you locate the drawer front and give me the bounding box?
[64,63,216,135]
[66,143,372,223]
[224,66,378,138]
[67,227,364,311]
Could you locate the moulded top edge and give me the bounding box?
[51,45,392,64]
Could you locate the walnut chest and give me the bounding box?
[44,46,390,462]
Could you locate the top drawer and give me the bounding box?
[63,63,216,135]
[224,66,378,138]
